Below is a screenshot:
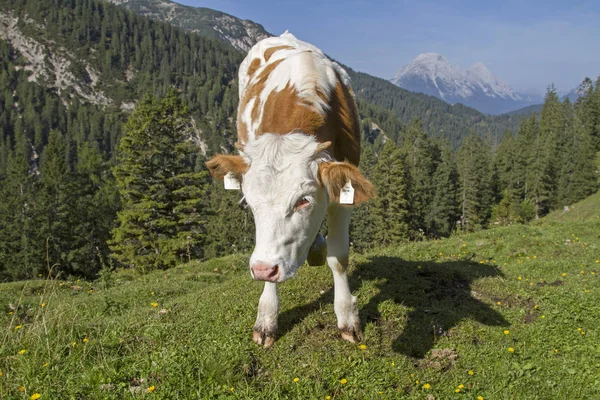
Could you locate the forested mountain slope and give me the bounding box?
[106,0,270,52]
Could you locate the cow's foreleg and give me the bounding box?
[253,281,278,347]
[327,206,363,343]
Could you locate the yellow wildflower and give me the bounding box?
[83,338,89,343]
[359,344,367,350]
[517,276,522,280]
[340,378,347,384]
[504,330,510,335]
[478,397,484,400]
[41,303,46,307]
[415,380,419,384]
[30,394,41,400]
[293,377,300,383]
[147,386,155,393]
[562,273,567,277]
[458,384,465,389]
[18,349,26,355]
[19,386,25,391]
[497,301,501,305]
[43,363,48,367]
[508,347,515,353]
[72,342,76,347]
[151,302,158,307]
[230,387,234,392]
[325,397,331,400]
[468,370,474,375]
[15,325,22,330]
[423,383,431,389]
[455,388,461,393]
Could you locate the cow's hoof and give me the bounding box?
[340,323,363,343]
[253,330,276,348]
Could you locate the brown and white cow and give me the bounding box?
[206,32,374,347]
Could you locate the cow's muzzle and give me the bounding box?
[250,262,280,282]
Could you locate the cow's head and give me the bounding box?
[206,133,373,282]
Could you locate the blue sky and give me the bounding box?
[178,0,600,94]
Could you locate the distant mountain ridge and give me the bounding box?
[106,0,270,52]
[390,53,542,115]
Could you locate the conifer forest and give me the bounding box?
[0,0,598,281]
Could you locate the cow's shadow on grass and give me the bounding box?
[278,256,508,358]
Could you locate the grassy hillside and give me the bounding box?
[542,190,600,222]
[1,214,599,398]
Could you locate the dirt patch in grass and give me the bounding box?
[416,348,458,371]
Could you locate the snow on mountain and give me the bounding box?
[390,53,538,115]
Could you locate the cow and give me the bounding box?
[206,32,374,347]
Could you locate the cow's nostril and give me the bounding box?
[251,262,280,281]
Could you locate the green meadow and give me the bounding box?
[1,196,599,399]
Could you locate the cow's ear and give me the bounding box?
[206,154,249,181]
[318,161,375,205]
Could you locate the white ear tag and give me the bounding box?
[224,172,241,190]
[339,180,354,204]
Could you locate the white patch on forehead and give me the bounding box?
[242,133,330,209]
[243,133,328,169]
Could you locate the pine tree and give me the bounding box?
[372,141,410,245]
[350,146,378,251]
[37,130,74,276]
[110,90,210,271]
[402,118,437,237]
[427,138,459,237]
[457,132,493,232]
[0,129,40,280]
[524,114,552,219]
[556,104,598,206]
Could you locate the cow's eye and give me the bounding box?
[295,197,311,211]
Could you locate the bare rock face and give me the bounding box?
[0,11,112,106]
[106,0,271,53]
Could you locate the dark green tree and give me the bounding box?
[427,138,459,237]
[457,132,493,232]
[402,118,437,237]
[110,90,210,271]
[350,146,378,251]
[372,141,410,245]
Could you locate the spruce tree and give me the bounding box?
[110,90,210,271]
[350,145,378,251]
[427,138,459,237]
[524,114,552,218]
[457,132,493,232]
[372,141,410,245]
[402,118,437,237]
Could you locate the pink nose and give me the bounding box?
[251,262,280,281]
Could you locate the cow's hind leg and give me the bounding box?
[253,282,278,347]
[327,206,363,343]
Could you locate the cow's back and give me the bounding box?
[237,32,360,166]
